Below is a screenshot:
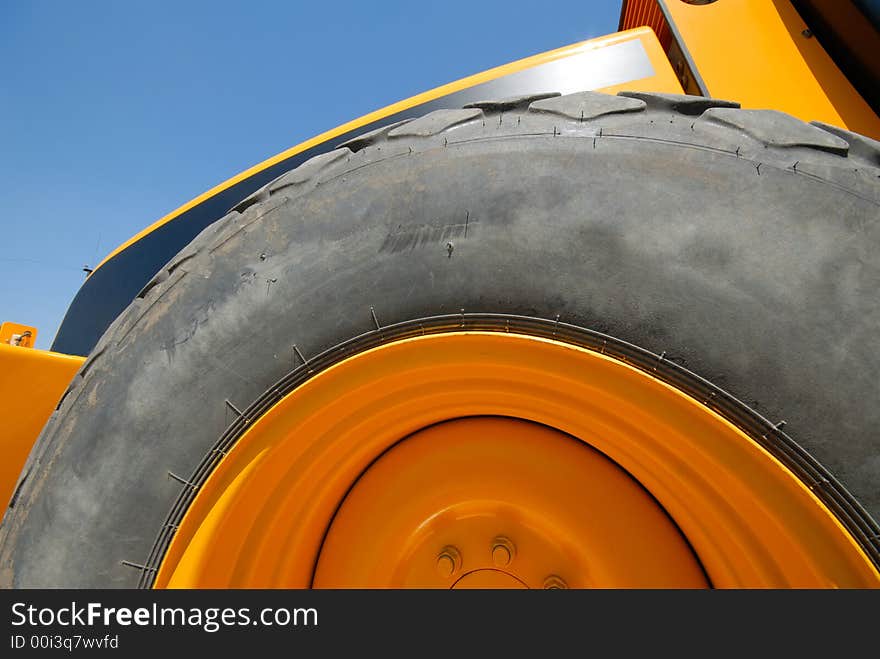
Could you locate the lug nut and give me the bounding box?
[436,546,462,577]
[491,536,515,567]
[543,575,568,590]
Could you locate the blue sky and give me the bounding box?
[1,1,620,350]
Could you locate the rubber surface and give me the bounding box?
[2,90,879,587]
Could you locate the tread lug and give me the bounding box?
[268,148,351,193]
[529,91,644,120]
[387,108,483,137]
[702,108,849,155]
[811,121,880,168]
[464,92,560,112]
[338,120,413,152]
[619,91,739,115]
[230,184,270,214]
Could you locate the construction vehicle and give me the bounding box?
[2,0,879,588]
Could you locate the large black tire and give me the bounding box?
[2,91,879,587]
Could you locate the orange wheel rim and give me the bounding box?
[152,330,880,588]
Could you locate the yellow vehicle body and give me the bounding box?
[620,0,880,138]
[2,0,879,586]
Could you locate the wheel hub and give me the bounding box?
[312,417,707,587]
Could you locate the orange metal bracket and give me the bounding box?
[0,343,84,508]
[0,322,37,349]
